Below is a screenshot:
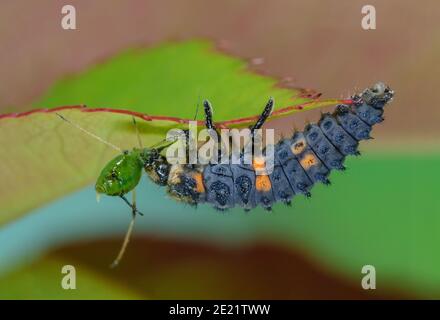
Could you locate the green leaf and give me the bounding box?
[33,41,316,120]
[0,40,345,225]
[0,257,142,299]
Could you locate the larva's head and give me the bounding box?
[362,82,394,108]
[95,149,143,196]
[139,148,160,168]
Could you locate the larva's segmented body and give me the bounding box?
[94,82,393,213]
[159,82,394,211]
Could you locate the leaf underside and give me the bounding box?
[0,40,348,225]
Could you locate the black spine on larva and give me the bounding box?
[334,105,372,141]
[168,174,200,205]
[352,95,384,125]
[304,123,346,170]
[230,164,257,210]
[269,164,295,205]
[203,164,235,211]
[318,114,359,156]
[275,140,313,197]
[290,131,331,184]
[275,140,312,196]
[254,149,276,211]
[254,184,276,211]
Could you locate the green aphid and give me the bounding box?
[56,114,171,267]
[95,149,143,197]
[94,146,170,216]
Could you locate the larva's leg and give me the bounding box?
[245,98,274,157]
[180,99,216,162]
[203,100,224,163]
[203,100,216,130]
[250,97,274,134]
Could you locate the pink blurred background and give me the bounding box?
[1,0,439,141]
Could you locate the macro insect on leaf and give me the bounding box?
[56,82,394,267]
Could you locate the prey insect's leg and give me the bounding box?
[119,194,144,216]
[111,189,140,268]
[250,97,274,134]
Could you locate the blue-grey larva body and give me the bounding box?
[157,82,394,211]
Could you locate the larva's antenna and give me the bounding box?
[56,113,122,152]
[110,189,139,268]
[132,116,143,148]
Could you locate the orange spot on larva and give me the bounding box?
[253,156,268,175]
[300,153,317,169]
[256,175,272,192]
[192,172,205,193]
[253,156,266,169]
[291,139,306,155]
